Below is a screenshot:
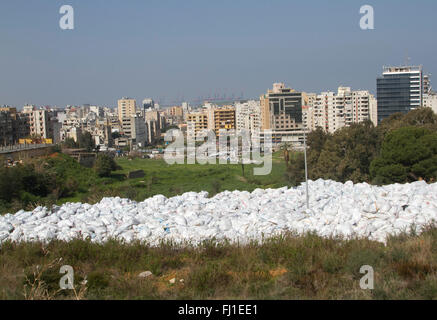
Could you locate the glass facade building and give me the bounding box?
[376,66,423,123]
[269,91,303,123]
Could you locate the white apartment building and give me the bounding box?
[235,100,261,135]
[307,87,377,133]
[423,94,437,114]
[89,105,104,118]
[23,109,54,140]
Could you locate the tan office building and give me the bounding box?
[259,83,308,146]
[260,83,307,131]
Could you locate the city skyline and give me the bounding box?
[1,0,437,107]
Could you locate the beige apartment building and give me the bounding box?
[169,106,184,118]
[118,97,137,137]
[207,105,236,137]
[117,98,137,122]
[186,111,208,140]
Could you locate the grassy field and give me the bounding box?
[60,154,289,206]
[0,150,291,215]
[1,227,436,300]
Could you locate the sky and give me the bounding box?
[1,0,436,108]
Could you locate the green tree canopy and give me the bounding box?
[78,132,96,151]
[370,126,437,183]
[94,154,118,177]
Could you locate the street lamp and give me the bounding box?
[303,124,309,210]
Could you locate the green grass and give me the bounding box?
[1,227,436,300]
[1,151,291,214]
[63,156,289,205]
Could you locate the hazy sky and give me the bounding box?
[1,0,436,108]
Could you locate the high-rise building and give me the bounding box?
[260,83,305,131]
[186,111,209,140]
[146,120,156,144]
[235,100,261,135]
[24,109,49,139]
[23,104,36,113]
[129,114,148,148]
[307,87,377,133]
[0,107,30,144]
[423,74,432,95]
[0,108,14,145]
[142,99,154,111]
[423,93,437,114]
[377,65,423,123]
[169,106,184,118]
[90,105,104,118]
[207,105,236,137]
[181,102,191,116]
[144,109,164,144]
[259,83,307,146]
[118,98,137,138]
[422,74,437,114]
[118,98,137,122]
[21,108,59,142]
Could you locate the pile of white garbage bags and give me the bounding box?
[1,179,436,245]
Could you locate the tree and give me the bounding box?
[285,108,437,186]
[370,126,437,183]
[78,132,95,151]
[285,152,306,186]
[307,127,328,154]
[310,121,380,183]
[94,154,118,177]
[377,107,437,139]
[402,107,437,127]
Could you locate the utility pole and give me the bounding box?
[303,125,309,210]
